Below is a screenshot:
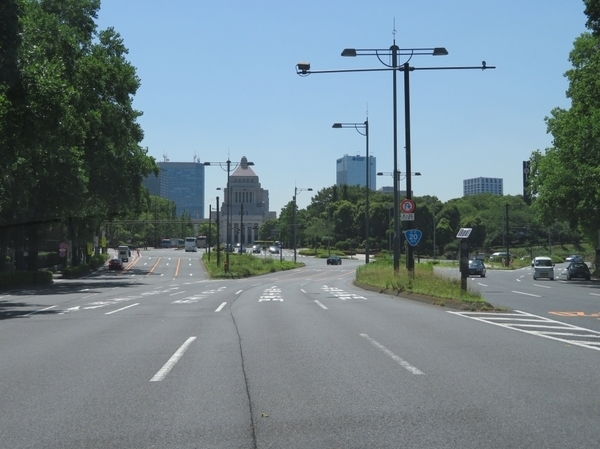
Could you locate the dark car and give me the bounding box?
[252,244,261,254]
[468,259,486,277]
[566,262,591,280]
[326,255,342,265]
[108,258,124,270]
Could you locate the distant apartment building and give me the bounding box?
[463,177,503,196]
[143,161,205,218]
[336,154,376,189]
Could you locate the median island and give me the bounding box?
[202,252,303,278]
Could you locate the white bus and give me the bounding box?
[185,237,197,252]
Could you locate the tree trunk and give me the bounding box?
[69,217,79,266]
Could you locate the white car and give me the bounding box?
[532,256,555,281]
[565,254,583,263]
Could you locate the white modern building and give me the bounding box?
[463,177,503,196]
[336,154,376,189]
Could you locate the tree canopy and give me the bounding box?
[0,0,157,268]
[529,0,600,240]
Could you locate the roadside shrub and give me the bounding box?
[0,270,53,288]
[38,252,61,269]
[90,253,110,269]
[62,264,91,279]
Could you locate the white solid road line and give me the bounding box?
[105,303,139,315]
[24,305,57,317]
[169,291,186,296]
[511,291,541,298]
[314,300,328,310]
[360,334,424,375]
[150,336,197,382]
[215,302,227,312]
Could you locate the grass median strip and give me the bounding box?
[356,258,491,308]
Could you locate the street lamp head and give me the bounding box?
[332,123,342,128]
[203,162,211,166]
[432,47,448,56]
[307,188,313,191]
[415,172,422,176]
[341,48,357,57]
[296,62,311,74]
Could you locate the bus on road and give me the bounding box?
[185,237,197,252]
[196,235,207,248]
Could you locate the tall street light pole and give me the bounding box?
[204,158,254,272]
[293,185,313,263]
[239,202,244,253]
[296,39,494,274]
[332,119,370,264]
[215,196,220,266]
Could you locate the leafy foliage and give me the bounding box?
[0,0,157,270]
[529,4,600,240]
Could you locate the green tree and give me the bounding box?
[332,200,357,243]
[530,5,600,240]
[0,1,157,268]
[435,218,455,254]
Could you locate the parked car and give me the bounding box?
[234,243,246,253]
[565,254,583,263]
[108,258,124,270]
[252,244,261,254]
[566,261,591,281]
[268,246,279,254]
[532,256,555,280]
[468,259,486,277]
[326,255,342,265]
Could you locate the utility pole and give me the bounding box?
[505,204,510,267]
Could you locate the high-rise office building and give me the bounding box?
[336,154,376,189]
[463,177,503,196]
[143,161,205,218]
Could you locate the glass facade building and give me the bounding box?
[336,154,376,189]
[144,162,205,218]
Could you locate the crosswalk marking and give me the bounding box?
[449,309,600,351]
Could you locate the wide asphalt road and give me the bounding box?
[1,249,599,448]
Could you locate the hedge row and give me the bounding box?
[0,270,53,288]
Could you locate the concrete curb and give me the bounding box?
[353,279,500,311]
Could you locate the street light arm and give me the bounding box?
[408,64,496,71]
[298,64,493,76]
[296,66,399,76]
[332,122,367,137]
[343,47,448,57]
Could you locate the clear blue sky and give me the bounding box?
[96,0,586,217]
